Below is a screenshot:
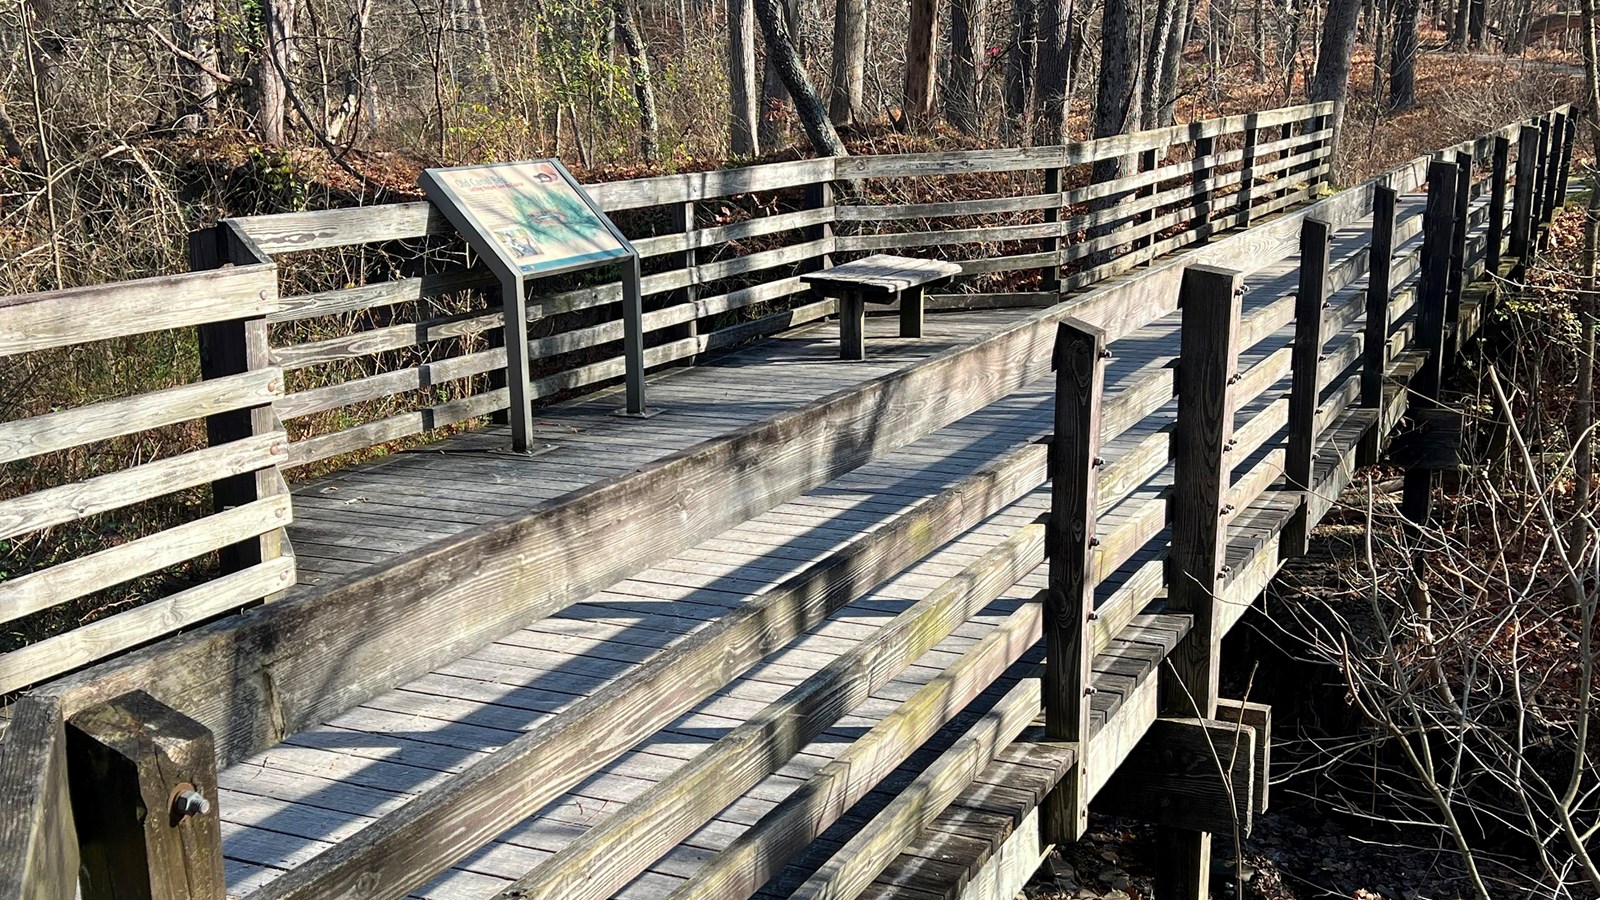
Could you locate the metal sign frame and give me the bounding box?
[421,159,652,450]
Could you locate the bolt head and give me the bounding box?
[173,789,210,819]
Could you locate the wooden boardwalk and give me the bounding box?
[2,102,1571,900]
[214,185,1442,897]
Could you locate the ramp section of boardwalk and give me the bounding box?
[0,102,1576,900]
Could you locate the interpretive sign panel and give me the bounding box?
[421,159,630,277]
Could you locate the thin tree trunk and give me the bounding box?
[1004,0,1037,143]
[1142,0,1178,128]
[170,0,218,131]
[1034,0,1075,144]
[752,0,847,154]
[829,0,867,125]
[946,0,985,134]
[1311,0,1361,149]
[1390,0,1417,108]
[1573,0,1600,554]
[759,0,800,147]
[729,0,760,154]
[464,0,499,95]
[904,0,939,128]
[255,0,295,143]
[613,0,660,159]
[1155,0,1189,126]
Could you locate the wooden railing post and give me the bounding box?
[0,698,78,900]
[668,200,700,354]
[65,691,225,900]
[1192,135,1216,241]
[805,179,834,273]
[1158,263,1243,900]
[1557,110,1576,217]
[1360,185,1399,466]
[1487,135,1510,274]
[191,224,288,581]
[1136,147,1159,253]
[1511,123,1540,269]
[1283,217,1331,557]
[1237,120,1259,228]
[1400,160,1460,541]
[1539,111,1568,245]
[1042,317,1106,847]
[1445,155,1472,358]
[1043,167,1065,294]
[1530,118,1551,252]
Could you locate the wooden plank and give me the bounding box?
[1042,319,1104,845]
[269,269,497,324]
[1282,217,1330,556]
[0,369,282,465]
[1092,716,1256,835]
[1510,123,1540,264]
[0,265,278,356]
[0,558,296,695]
[240,443,1050,900]
[661,602,1044,900]
[65,691,225,900]
[0,495,292,627]
[784,676,1043,900]
[0,697,78,900]
[496,526,1046,900]
[1360,185,1399,465]
[1214,698,1271,814]
[0,432,286,542]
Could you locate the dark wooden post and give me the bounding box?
[190,223,286,579]
[65,691,225,900]
[1487,135,1510,274]
[805,180,834,273]
[1043,167,1065,294]
[1157,263,1243,900]
[1136,147,1159,254]
[1237,121,1259,228]
[1283,217,1331,557]
[1400,161,1459,542]
[1445,156,1472,359]
[1360,185,1399,466]
[1557,111,1576,216]
[1530,118,1551,252]
[1192,135,1216,241]
[1539,111,1568,243]
[668,200,700,356]
[0,698,79,900]
[1510,124,1540,269]
[1042,317,1106,846]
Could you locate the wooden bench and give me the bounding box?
[802,254,963,360]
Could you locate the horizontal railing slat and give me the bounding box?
[0,369,281,465]
[0,495,292,627]
[0,266,278,356]
[0,432,286,541]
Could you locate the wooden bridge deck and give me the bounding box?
[212,184,1450,898]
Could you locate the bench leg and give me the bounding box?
[839,292,866,360]
[900,286,925,338]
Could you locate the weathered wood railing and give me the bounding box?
[210,102,1333,471]
[0,265,294,696]
[0,102,1572,900]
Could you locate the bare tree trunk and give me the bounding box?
[326,0,374,144]
[759,0,799,148]
[1034,0,1075,144]
[613,0,659,159]
[829,0,867,125]
[255,0,295,143]
[946,0,985,134]
[752,0,847,154]
[464,0,499,95]
[1093,0,1140,157]
[1004,0,1037,143]
[1142,0,1178,128]
[1573,0,1600,552]
[1155,0,1189,125]
[904,0,939,128]
[169,0,218,131]
[729,0,760,155]
[1390,0,1417,108]
[1311,0,1361,148]
[1452,0,1469,46]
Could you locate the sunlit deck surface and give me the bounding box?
[215,184,1448,898]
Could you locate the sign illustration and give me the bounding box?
[422,160,628,275]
